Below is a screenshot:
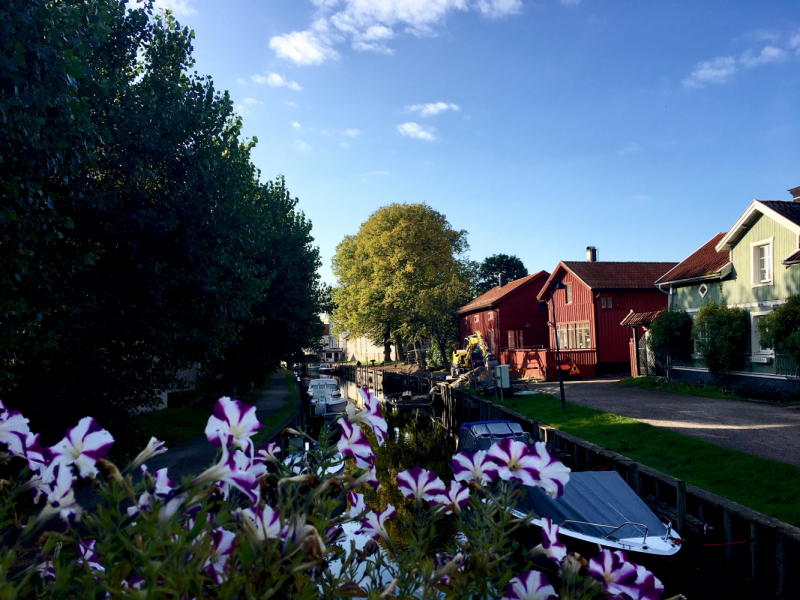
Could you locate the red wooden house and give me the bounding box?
[514,258,677,380]
[455,271,551,357]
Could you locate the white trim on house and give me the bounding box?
[715,201,800,252]
[672,365,791,381]
[749,236,774,288]
[749,309,774,357]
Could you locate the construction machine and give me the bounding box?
[450,333,498,392]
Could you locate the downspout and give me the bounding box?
[655,283,674,378]
[593,291,600,369]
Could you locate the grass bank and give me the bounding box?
[499,393,800,526]
[252,370,300,446]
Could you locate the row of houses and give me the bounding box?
[457,185,800,387]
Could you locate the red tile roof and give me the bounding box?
[537,262,676,300]
[655,233,730,285]
[456,271,549,314]
[620,309,664,327]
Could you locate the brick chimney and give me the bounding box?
[789,186,800,202]
[498,273,508,287]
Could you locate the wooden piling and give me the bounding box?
[676,480,686,535]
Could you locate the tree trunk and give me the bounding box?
[383,325,392,363]
[394,334,406,362]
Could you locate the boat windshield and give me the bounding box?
[474,434,529,451]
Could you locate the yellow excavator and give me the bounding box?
[451,333,499,392]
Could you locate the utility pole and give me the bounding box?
[550,281,567,411]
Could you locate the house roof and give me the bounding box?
[456,271,549,315]
[716,200,800,252]
[655,233,731,285]
[536,261,677,300]
[783,249,800,266]
[620,309,663,327]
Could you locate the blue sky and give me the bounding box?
[153,0,800,285]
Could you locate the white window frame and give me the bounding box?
[698,283,708,298]
[750,237,774,288]
[750,310,774,356]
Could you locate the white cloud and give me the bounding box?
[682,56,737,88]
[791,33,800,52]
[408,102,460,116]
[741,45,786,68]
[243,98,261,105]
[271,0,523,64]
[292,121,301,128]
[397,122,436,141]
[251,73,303,90]
[270,30,338,65]
[618,142,641,156]
[340,141,350,148]
[294,140,312,152]
[558,0,581,5]
[236,78,246,85]
[345,128,361,137]
[285,101,299,108]
[153,0,195,16]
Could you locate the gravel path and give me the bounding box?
[531,377,800,466]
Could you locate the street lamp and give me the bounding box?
[550,281,567,411]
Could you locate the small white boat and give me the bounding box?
[307,378,339,406]
[454,420,682,557]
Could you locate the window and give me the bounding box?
[488,313,494,320]
[750,238,774,287]
[751,313,772,355]
[566,284,573,304]
[698,283,709,298]
[508,330,524,348]
[601,297,613,309]
[474,315,479,323]
[556,322,591,349]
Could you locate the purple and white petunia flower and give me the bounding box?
[540,517,567,563]
[23,433,46,472]
[588,550,639,599]
[204,527,237,585]
[337,420,375,469]
[433,481,470,514]
[121,576,146,591]
[326,524,345,544]
[0,400,31,457]
[396,466,446,503]
[526,442,571,499]
[255,442,281,465]
[345,388,388,445]
[451,450,499,485]
[358,504,396,541]
[629,564,665,600]
[193,445,260,505]
[204,397,262,456]
[36,558,56,582]
[77,540,104,572]
[40,462,81,523]
[350,466,381,491]
[47,417,114,479]
[348,491,367,519]
[502,570,556,600]
[487,439,541,487]
[239,504,281,542]
[131,437,167,469]
[233,449,267,479]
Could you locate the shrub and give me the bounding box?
[647,309,694,378]
[693,300,749,387]
[0,393,683,599]
[757,294,800,373]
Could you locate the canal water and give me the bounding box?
[302,373,760,599]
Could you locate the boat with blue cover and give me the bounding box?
[454,420,683,557]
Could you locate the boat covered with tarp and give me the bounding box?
[454,420,682,556]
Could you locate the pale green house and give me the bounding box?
[655,189,800,383]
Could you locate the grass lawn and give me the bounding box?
[618,376,746,401]
[499,392,800,526]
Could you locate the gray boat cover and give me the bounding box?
[523,471,668,542]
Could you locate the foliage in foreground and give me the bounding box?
[0,391,682,599]
[757,294,800,372]
[647,309,693,375]
[1,0,323,441]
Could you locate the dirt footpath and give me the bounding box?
[532,377,800,466]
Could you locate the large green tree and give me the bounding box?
[475,254,528,295]
[331,203,471,363]
[1,1,323,442]
[693,300,749,386]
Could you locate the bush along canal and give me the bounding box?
[302,371,767,599]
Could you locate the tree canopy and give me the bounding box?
[331,203,471,363]
[475,254,528,295]
[1,1,323,442]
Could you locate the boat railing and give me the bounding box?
[560,520,649,545]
